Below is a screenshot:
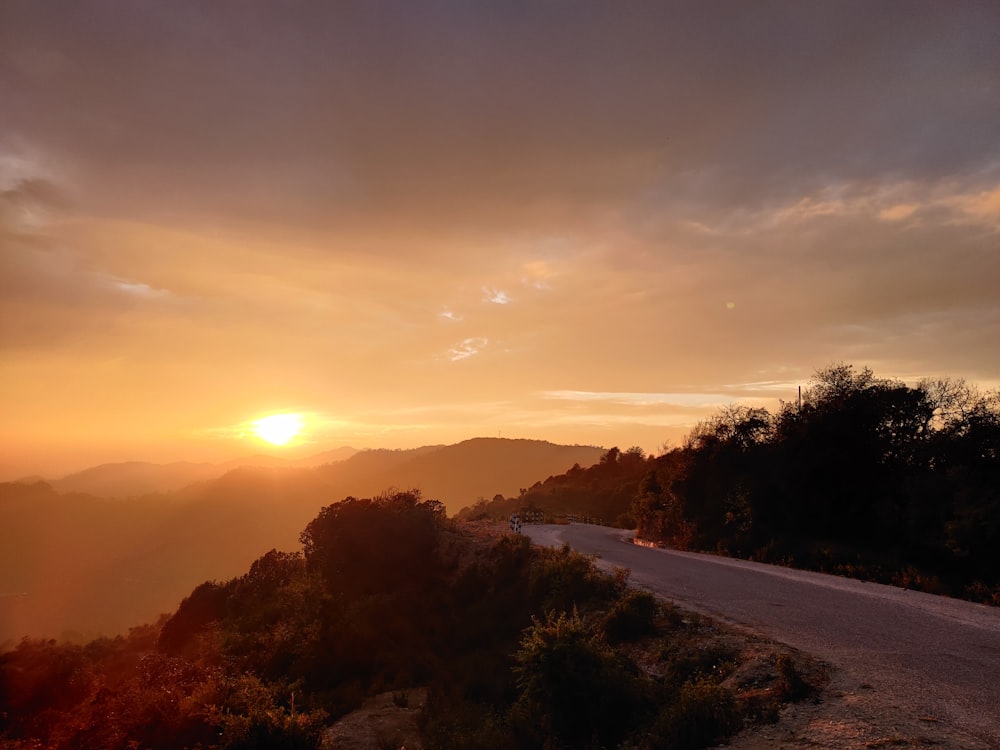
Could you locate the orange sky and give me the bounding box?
[2,2,1000,478]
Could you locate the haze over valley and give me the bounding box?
[0,438,603,643]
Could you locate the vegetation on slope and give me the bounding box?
[0,438,604,644]
[457,364,1000,605]
[633,365,1000,604]
[456,444,654,528]
[1,491,815,750]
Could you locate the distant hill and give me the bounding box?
[309,438,605,513]
[357,438,607,510]
[0,438,603,643]
[49,461,221,497]
[48,447,359,497]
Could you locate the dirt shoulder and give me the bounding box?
[726,665,993,750]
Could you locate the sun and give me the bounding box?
[251,413,304,446]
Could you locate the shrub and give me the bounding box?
[528,544,616,614]
[513,610,648,749]
[645,677,741,750]
[604,589,658,644]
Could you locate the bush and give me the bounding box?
[528,544,616,614]
[513,610,648,749]
[645,677,742,750]
[604,589,658,644]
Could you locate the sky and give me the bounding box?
[2,1,999,478]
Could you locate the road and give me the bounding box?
[524,523,1000,748]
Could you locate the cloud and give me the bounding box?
[947,184,1000,229]
[0,176,68,239]
[111,279,170,299]
[4,2,997,239]
[2,2,1000,467]
[542,390,732,408]
[483,287,512,305]
[521,259,555,290]
[676,173,1000,238]
[448,337,488,361]
[539,386,797,408]
[878,204,919,222]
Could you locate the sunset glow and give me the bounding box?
[251,414,304,446]
[1,3,998,479]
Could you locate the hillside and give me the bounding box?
[0,494,820,750]
[318,438,606,512]
[457,445,653,525]
[0,438,602,643]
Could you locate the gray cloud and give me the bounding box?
[3,1,998,234]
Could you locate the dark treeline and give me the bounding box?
[459,364,999,604]
[635,364,1000,603]
[1,490,808,750]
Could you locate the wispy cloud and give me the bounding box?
[448,337,488,361]
[439,309,462,321]
[733,175,1000,235]
[719,380,802,394]
[483,287,512,305]
[112,279,170,299]
[877,203,918,222]
[947,184,1000,229]
[541,384,800,407]
[540,390,733,408]
[521,259,555,290]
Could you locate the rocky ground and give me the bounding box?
[323,688,427,750]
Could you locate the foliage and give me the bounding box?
[2,486,803,750]
[643,677,742,750]
[528,543,618,614]
[603,589,659,644]
[157,580,229,655]
[455,446,652,526]
[299,489,445,600]
[512,610,649,750]
[633,364,1000,603]
[0,635,325,750]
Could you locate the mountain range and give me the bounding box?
[0,438,604,644]
[42,446,361,498]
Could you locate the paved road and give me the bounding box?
[524,523,1000,747]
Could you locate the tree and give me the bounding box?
[632,468,692,548]
[158,581,229,655]
[299,490,445,601]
